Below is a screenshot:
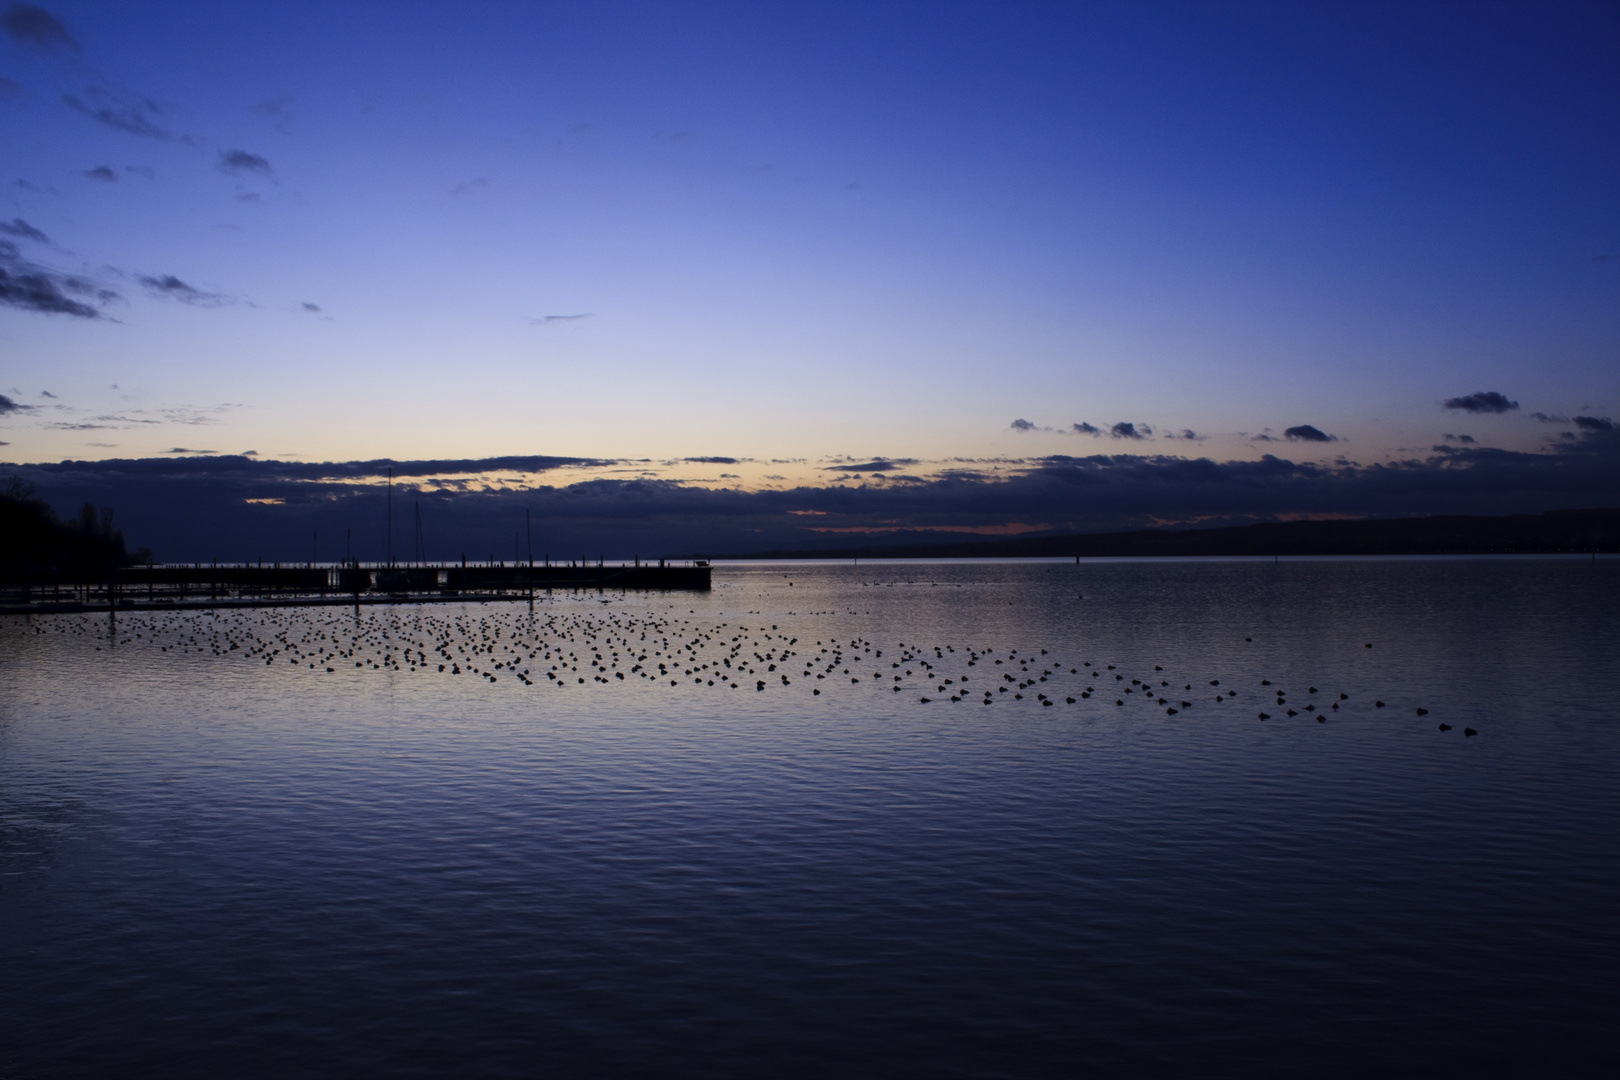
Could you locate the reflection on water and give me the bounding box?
[1,558,1617,1078]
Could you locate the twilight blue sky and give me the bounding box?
[2,1,1617,555]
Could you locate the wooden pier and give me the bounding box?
[0,561,710,614]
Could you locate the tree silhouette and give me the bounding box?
[1,476,137,584]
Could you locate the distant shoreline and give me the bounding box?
[708,507,1620,561]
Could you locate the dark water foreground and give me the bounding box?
[1,558,1616,1078]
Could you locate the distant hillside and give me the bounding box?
[718,508,1620,560]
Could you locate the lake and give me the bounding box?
[2,557,1616,1077]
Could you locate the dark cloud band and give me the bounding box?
[7,432,1616,561]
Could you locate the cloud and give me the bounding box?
[125,164,154,179]
[1,240,112,317]
[218,149,272,176]
[92,414,160,426]
[9,453,604,484]
[530,313,590,324]
[1575,415,1614,432]
[0,218,49,243]
[11,430,1619,561]
[1530,412,1568,423]
[301,301,321,312]
[1164,429,1205,441]
[1072,422,1100,436]
[83,165,117,182]
[40,389,55,398]
[1441,433,1476,444]
[139,274,227,306]
[1010,418,1037,431]
[2,3,77,50]
[684,456,738,464]
[1444,391,1519,414]
[145,404,245,427]
[824,460,903,472]
[63,93,184,141]
[1110,422,1146,439]
[0,392,32,413]
[164,447,216,455]
[1284,424,1336,442]
[248,97,295,136]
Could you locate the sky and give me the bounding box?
[2,1,1617,559]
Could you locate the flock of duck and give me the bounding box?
[20,601,1477,737]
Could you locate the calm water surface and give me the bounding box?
[2,558,1617,1077]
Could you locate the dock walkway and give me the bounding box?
[0,562,710,615]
